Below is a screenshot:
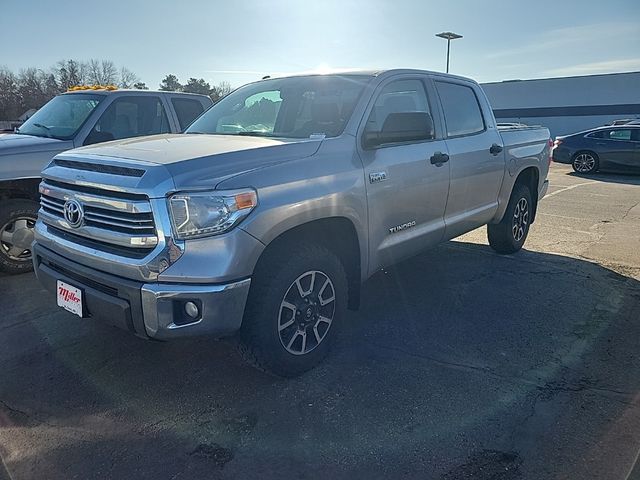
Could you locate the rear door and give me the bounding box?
[433,79,505,239]
[358,75,450,273]
[596,128,638,171]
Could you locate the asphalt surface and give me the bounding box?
[1,163,639,480]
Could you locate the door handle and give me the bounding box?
[430,151,450,165]
[490,143,503,155]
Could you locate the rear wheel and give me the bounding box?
[0,199,38,275]
[572,151,598,174]
[237,243,347,377]
[488,183,533,254]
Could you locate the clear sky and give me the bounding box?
[1,0,639,88]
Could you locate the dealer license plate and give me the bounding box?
[56,280,84,317]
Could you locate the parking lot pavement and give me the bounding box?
[0,163,639,480]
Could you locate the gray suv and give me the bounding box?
[33,70,550,376]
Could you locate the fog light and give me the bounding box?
[184,301,200,319]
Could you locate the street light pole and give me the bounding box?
[435,32,463,73]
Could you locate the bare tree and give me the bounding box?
[55,59,86,90]
[1,59,144,120]
[17,68,50,110]
[0,67,20,120]
[87,59,118,85]
[119,67,139,88]
[210,81,232,102]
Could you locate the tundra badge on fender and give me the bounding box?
[369,171,387,183]
[389,220,416,234]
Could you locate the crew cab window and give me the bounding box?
[86,96,170,145]
[607,129,632,141]
[435,81,485,137]
[172,98,206,131]
[365,79,432,135]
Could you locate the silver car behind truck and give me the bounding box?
[33,69,550,376]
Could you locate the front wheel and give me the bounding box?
[0,199,39,275]
[237,243,348,377]
[488,183,533,254]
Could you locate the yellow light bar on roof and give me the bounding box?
[67,84,118,92]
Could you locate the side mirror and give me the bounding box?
[363,112,434,148]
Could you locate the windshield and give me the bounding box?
[17,93,104,140]
[186,75,370,138]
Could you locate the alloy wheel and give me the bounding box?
[573,153,596,173]
[278,270,336,355]
[512,198,529,242]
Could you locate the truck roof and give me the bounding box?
[261,68,474,83]
[61,89,211,99]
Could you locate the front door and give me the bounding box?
[358,77,450,274]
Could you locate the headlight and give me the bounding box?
[168,189,257,239]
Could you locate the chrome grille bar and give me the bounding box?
[39,180,158,250]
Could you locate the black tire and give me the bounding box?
[237,243,348,377]
[0,199,39,275]
[488,183,533,254]
[571,151,599,174]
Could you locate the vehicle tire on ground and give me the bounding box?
[571,151,599,174]
[488,183,533,255]
[0,199,39,275]
[237,243,348,377]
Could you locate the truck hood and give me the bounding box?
[68,133,323,189]
[0,133,69,156]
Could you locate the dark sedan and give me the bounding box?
[552,125,640,174]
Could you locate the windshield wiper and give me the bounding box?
[236,131,278,137]
[31,123,53,138]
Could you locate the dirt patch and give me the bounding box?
[189,443,234,469]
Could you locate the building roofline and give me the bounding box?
[481,70,640,86]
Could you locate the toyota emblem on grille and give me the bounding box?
[63,199,84,228]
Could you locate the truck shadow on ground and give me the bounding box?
[1,242,639,479]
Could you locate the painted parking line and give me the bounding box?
[543,181,598,199]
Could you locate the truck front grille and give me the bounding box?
[39,180,158,253]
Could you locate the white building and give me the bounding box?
[481,71,640,137]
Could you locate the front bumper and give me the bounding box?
[33,243,251,340]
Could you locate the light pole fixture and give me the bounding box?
[435,31,463,73]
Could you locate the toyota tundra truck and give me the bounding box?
[33,69,550,376]
[0,88,212,274]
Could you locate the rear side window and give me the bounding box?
[607,129,632,141]
[586,131,605,139]
[172,98,206,131]
[435,82,485,137]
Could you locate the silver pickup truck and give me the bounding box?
[0,89,212,274]
[33,69,550,376]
